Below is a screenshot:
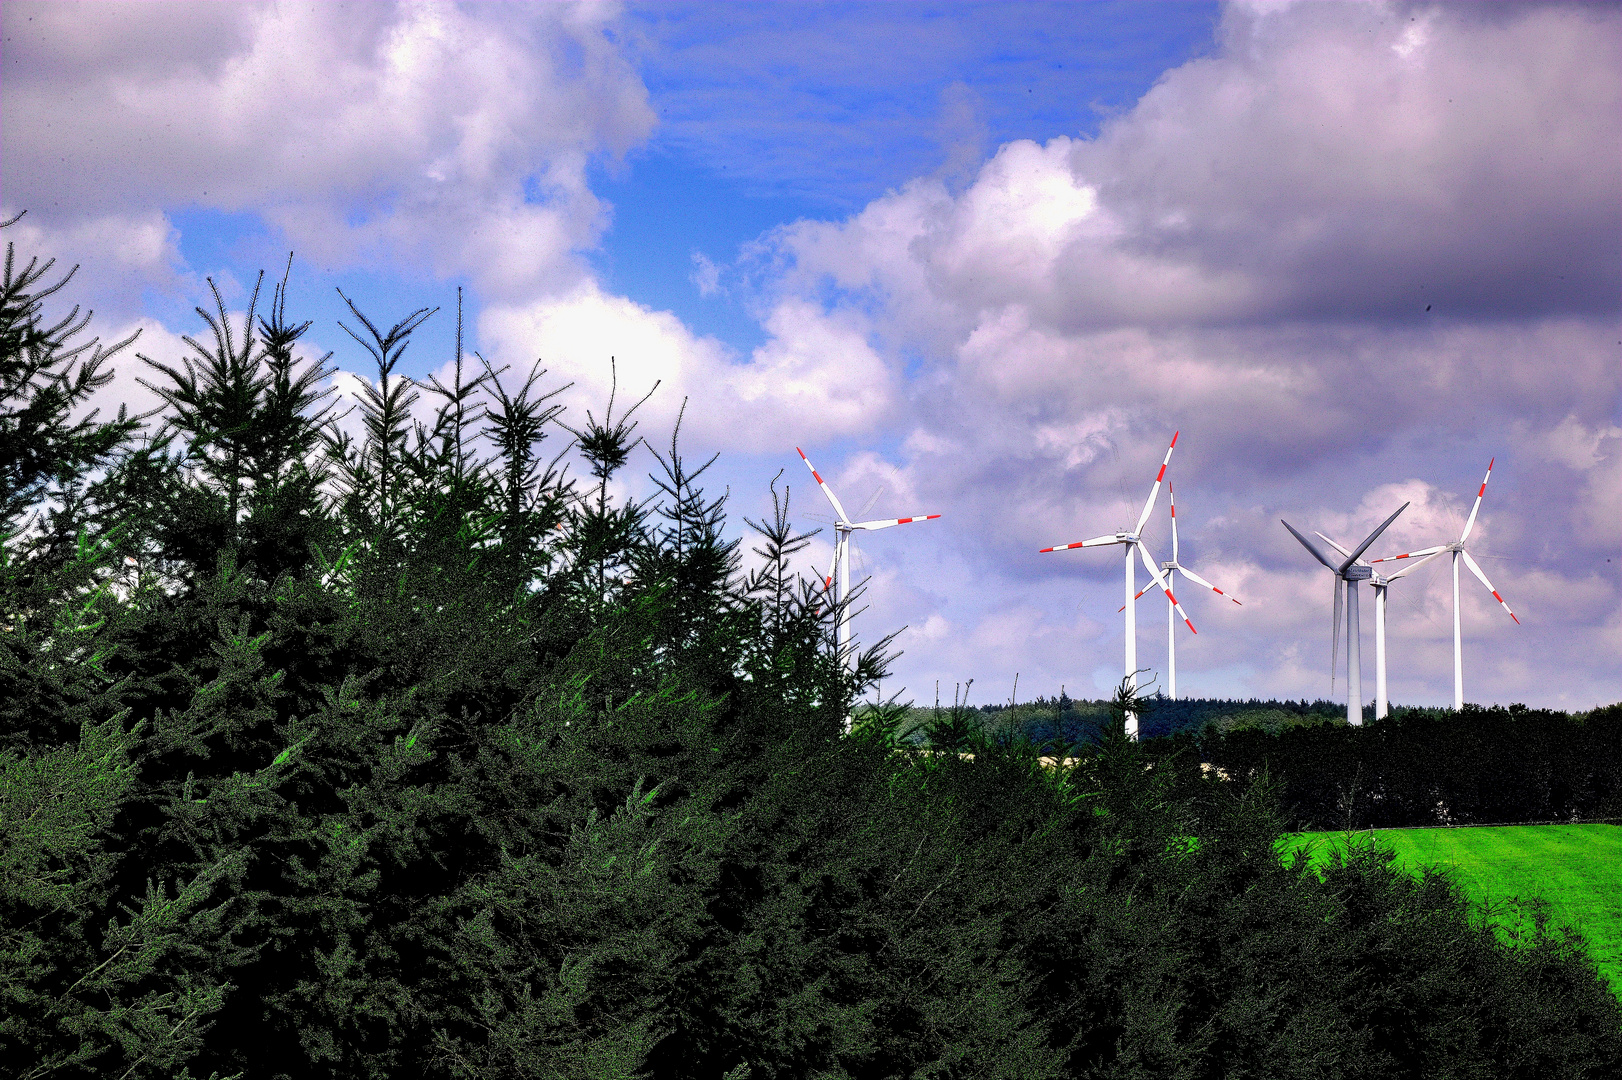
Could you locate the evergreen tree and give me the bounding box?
[2,228,1617,1079]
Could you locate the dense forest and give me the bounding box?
[4,220,1619,1079]
[898,696,1622,830]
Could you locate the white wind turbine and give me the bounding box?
[1118,483,1243,699]
[1281,502,1409,726]
[1040,432,1195,737]
[796,447,940,694]
[1371,458,1519,710]
[1314,531,1445,719]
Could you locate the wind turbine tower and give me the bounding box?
[1040,432,1194,736]
[1282,503,1408,725]
[1120,482,1243,699]
[796,447,940,722]
[1373,459,1518,710]
[1316,531,1444,718]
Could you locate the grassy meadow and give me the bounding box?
[1281,825,1622,999]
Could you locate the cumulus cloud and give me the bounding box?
[2,0,654,302]
[735,1,1620,707]
[762,1,1619,327]
[6,0,1615,708]
[478,289,898,453]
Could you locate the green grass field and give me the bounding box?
[1279,824,1622,999]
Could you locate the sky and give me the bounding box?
[3,0,1618,711]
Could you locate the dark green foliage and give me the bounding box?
[953,694,1349,753]
[1201,703,1622,830]
[3,226,1617,1078]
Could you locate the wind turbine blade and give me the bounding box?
[796,447,850,523]
[1169,482,1179,562]
[1040,534,1122,553]
[858,484,886,518]
[1460,549,1519,624]
[1139,542,1196,632]
[1314,531,1356,561]
[1372,545,1447,563]
[1119,584,1153,611]
[1281,519,1337,570]
[1177,564,1242,604]
[1383,548,1446,582]
[1344,502,1409,571]
[1133,431,1178,535]
[853,514,941,531]
[1459,457,1494,544]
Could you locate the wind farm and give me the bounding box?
[797,432,1517,734]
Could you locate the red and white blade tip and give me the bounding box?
[795,447,824,484]
[1164,591,1196,633]
[1154,432,1179,481]
[1372,546,1442,563]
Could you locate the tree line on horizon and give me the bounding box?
[901,695,1622,830]
[4,221,1619,1078]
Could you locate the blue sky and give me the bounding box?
[595,3,1219,350]
[4,1,1618,710]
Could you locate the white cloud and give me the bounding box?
[479,288,897,454]
[731,1,1621,708]
[2,1,655,302]
[2,211,188,315]
[690,252,722,297]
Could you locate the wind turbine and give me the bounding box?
[1372,458,1519,710]
[1315,531,1444,719]
[796,447,940,694]
[1040,432,1195,737]
[1119,482,1242,699]
[1281,502,1409,726]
